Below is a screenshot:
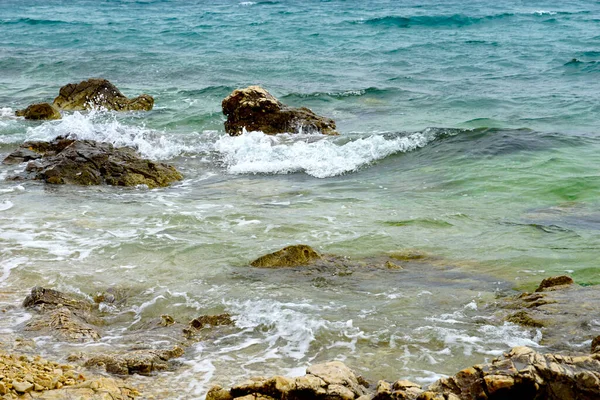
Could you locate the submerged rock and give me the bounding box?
[3,137,182,188]
[499,275,599,348]
[250,245,322,268]
[222,86,338,136]
[53,78,154,111]
[83,346,184,375]
[208,347,600,400]
[183,313,234,339]
[15,102,61,120]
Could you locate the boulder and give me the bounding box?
[3,137,183,188]
[535,275,574,292]
[83,346,184,375]
[222,86,338,136]
[15,102,61,120]
[53,78,154,111]
[183,313,234,339]
[250,245,321,268]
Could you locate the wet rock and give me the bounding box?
[83,346,184,375]
[22,287,101,343]
[535,275,574,292]
[15,102,61,120]
[592,336,600,354]
[499,276,599,349]
[222,86,338,136]
[183,313,234,339]
[53,78,154,111]
[250,245,321,268]
[3,137,182,188]
[211,361,368,400]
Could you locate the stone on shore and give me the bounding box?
[3,136,183,188]
[222,86,338,136]
[53,78,154,111]
[15,102,61,120]
[83,346,184,375]
[208,347,600,400]
[250,245,321,268]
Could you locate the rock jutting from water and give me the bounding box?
[222,86,338,136]
[250,244,322,268]
[14,78,154,120]
[2,136,183,188]
[207,346,600,400]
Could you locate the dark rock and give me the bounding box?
[592,336,600,354]
[3,137,182,188]
[15,102,61,120]
[53,78,154,111]
[506,310,545,327]
[83,346,184,375]
[250,245,321,268]
[222,86,338,136]
[535,275,574,292]
[183,313,234,339]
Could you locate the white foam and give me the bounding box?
[0,107,16,119]
[214,130,435,178]
[0,201,13,211]
[24,109,197,160]
[239,1,256,5]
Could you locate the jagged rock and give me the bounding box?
[222,86,338,136]
[3,137,182,188]
[592,336,600,354]
[22,287,101,342]
[210,361,368,400]
[213,348,600,400]
[83,346,184,375]
[15,102,61,120]
[53,78,154,111]
[250,245,321,268]
[535,275,574,292]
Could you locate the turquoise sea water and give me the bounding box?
[1,0,600,398]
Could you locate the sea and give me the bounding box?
[1,0,599,398]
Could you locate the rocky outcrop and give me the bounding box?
[183,313,234,339]
[0,350,139,399]
[207,361,369,400]
[222,86,338,136]
[15,103,61,120]
[53,78,154,112]
[208,347,600,400]
[83,346,184,375]
[498,275,599,349]
[250,245,322,268]
[23,287,101,343]
[3,137,183,188]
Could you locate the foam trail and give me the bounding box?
[214,130,436,178]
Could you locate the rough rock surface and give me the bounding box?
[15,103,61,120]
[499,275,599,348]
[22,287,101,343]
[207,361,369,400]
[250,245,322,268]
[183,313,234,339]
[53,78,154,111]
[0,351,139,399]
[208,347,600,400]
[83,346,184,375]
[222,86,338,136]
[3,137,182,188]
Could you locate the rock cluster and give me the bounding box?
[0,351,138,399]
[3,137,183,188]
[207,347,600,400]
[83,346,184,375]
[207,361,369,400]
[250,245,322,268]
[222,86,338,136]
[15,78,154,120]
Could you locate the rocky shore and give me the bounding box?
[2,245,599,399]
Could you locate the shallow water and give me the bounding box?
[1,0,600,397]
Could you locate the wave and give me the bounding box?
[0,17,89,26]
[213,129,445,178]
[281,87,400,102]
